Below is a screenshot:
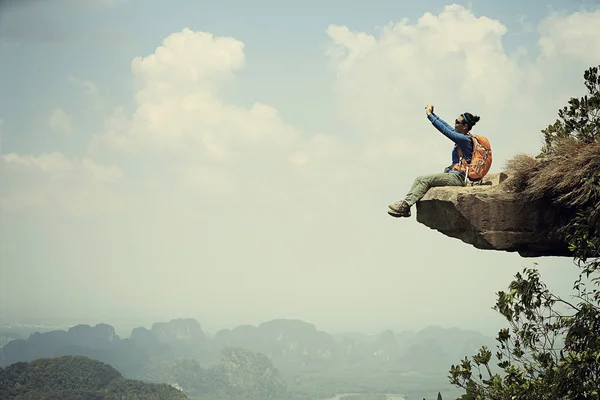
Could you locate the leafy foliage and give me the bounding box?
[449,64,600,400]
[542,65,600,153]
[449,266,600,399]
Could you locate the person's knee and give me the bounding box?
[413,175,426,184]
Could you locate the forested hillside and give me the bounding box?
[0,355,188,399]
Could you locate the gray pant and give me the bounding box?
[404,172,465,206]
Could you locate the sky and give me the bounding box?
[1,0,599,338]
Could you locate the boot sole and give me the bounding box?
[387,210,410,218]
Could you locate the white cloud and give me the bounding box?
[131,28,245,91]
[69,76,99,97]
[0,152,123,213]
[112,28,303,163]
[516,14,534,35]
[93,27,347,201]
[0,119,3,153]
[81,158,123,183]
[2,152,74,173]
[49,108,73,135]
[0,152,123,183]
[68,76,101,110]
[537,10,600,63]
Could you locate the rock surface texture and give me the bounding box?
[415,172,573,257]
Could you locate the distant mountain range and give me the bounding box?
[0,318,497,399]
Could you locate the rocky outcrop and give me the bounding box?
[217,347,288,395]
[415,172,574,257]
[0,323,122,367]
[150,318,206,342]
[214,319,338,363]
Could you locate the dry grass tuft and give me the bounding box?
[504,139,600,211]
[504,153,540,193]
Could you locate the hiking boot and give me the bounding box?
[387,201,411,217]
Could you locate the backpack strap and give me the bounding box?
[456,135,478,184]
[457,134,476,159]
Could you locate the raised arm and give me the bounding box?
[427,112,471,146]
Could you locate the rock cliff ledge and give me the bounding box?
[415,172,574,257]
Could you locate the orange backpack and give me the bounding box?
[453,134,492,182]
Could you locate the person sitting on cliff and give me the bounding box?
[387,104,481,218]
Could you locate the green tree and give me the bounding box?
[541,64,600,153]
[448,65,600,400]
[449,263,599,399]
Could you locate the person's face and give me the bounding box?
[454,115,470,134]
